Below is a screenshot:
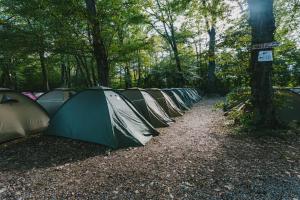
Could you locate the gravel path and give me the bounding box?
[0,98,299,199]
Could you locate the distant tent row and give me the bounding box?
[0,87,201,148]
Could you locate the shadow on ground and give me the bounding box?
[0,135,108,171]
[180,131,300,199]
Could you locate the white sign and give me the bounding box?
[258,51,273,62]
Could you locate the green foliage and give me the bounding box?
[0,0,299,92]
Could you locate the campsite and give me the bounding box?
[0,0,300,199]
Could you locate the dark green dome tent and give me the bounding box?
[121,88,173,128]
[0,89,49,143]
[37,88,76,117]
[47,87,159,149]
[146,88,183,118]
[277,88,300,123]
[162,89,189,111]
[172,88,193,108]
[186,88,202,103]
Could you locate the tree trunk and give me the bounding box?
[85,0,109,86]
[125,64,132,89]
[78,55,93,86]
[75,56,90,87]
[248,0,278,128]
[207,26,216,93]
[39,50,50,91]
[137,52,142,87]
[60,55,67,87]
[90,58,98,86]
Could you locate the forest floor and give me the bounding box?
[0,98,300,200]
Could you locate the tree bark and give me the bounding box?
[85,0,109,86]
[124,63,132,88]
[39,50,50,91]
[207,26,216,93]
[137,51,142,87]
[248,0,278,128]
[75,55,90,87]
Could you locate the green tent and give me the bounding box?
[146,88,183,118]
[37,88,76,117]
[172,88,193,108]
[121,88,173,128]
[185,88,202,103]
[47,88,159,149]
[277,88,300,123]
[0,89,49,143]
[162,89,189,111]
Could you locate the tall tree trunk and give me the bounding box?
[89,58,97,86]
[60,55,67,87]
[207,26,216,93]
[248,0,278,128]
[137,51,142,87]
[78,55,93,86]
[85,0,109,86]
[39,50,50,91]
[124,64,132,89]
[75,56,90,87]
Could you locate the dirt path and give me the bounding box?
[0,98,299,199]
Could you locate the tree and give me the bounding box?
[145,0,186,86]
[200,0,227,93]
[85,0,109,86]
[248,0,278,128]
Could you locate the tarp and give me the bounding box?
[0,89,49,143]
[47,88,159,149]
[37,88,76,117]
[121,88,173,128]
[146,88,183,117]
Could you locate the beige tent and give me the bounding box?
[146,88,183,118]
[277,89,300,123]
[0,89,49,143]
[37,88,75,117]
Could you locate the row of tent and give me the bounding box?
[0,87,201,149]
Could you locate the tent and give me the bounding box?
[34,92,44,98]
[172,88,193,108]
[37,88,76,117]
[186,88,202,103]
[162,89,189,111]
[121,88,173,128]
[290,87,300,95]
[0,89,49,143]
[277,88,300,123]
[146,88,183,117]
[47,87,159,149]
[22,92,37,100]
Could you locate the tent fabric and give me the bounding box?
[22,92,37,100]
[37,88,76,117]
[34,92,44,98]
[146,88,183,118]
[290,87,300,95]
[277,89,300,123]
[0,90,49,143]
[121,88,173,128]
[186,89,202,103]
[163,89,189,111]
[172,88,193,108]
[47,88,158,149]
